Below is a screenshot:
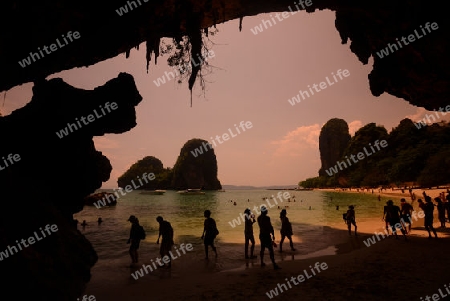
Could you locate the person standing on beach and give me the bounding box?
[434,197,446,228]
[345,205,357,236]
[127,215,142,265]
[244,209,257,259]
[384,200,407,240]
[424,197,438,238]
[201,210,218,259]
[279,209,296,252]
[400,198,414,233]
[382,202,392,236]
[257,206,280,270]
[445,191,450,222]
[156,216,174,267]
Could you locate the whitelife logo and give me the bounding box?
[250,0,313,35]
[94,172,156,209]
[0,224,59,261]
[287,69,350,106]
[55,102,118,139]
[325,140,388,176]
[190,121,253,158]
[18,31,81,68]
[375,22,438,59]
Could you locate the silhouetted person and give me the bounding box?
[244,209,257,259]
[156,216,174,267]
[434,197,446,228]
[127,215,142,265]
[279,209,296,252]
[446,192,450,222]
[424,197,438,238]
[400,198,413,233]
[384,200,406,240]
[201,210,218,259]
[97,217,103,225]
[257,206,280,270]
[81,220,87,229]
[345,205,357,236]
[382,202,391,235]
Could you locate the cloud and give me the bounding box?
[271,124,321,157]
[405,107,427,122]
[348,120,362,136]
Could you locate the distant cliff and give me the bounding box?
[171,138,222,190]
[117,156,173,189]
[301,118,450,188]
[318,118,351,177]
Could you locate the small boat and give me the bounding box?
[140,190,166,195]
[177,189,205,195]
[217,189,226,192]
[84,192,117,207]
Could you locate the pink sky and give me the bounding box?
[2,10,443,188]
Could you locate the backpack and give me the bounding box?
[138,225,146,240]
[212,219,219,237]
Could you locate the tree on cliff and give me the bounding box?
[318,118,351,177]
[118,156,172,189]
[171,138,222,190]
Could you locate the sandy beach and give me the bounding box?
[84,195,450,301]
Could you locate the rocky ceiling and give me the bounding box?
[1,0,448,110]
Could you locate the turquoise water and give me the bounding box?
[75,189,389,261]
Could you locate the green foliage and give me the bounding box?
[117,156,172,189]
[300,118,450,188]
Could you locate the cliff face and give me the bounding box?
[172,138,222,190]
[0,1,449,110]
[318,118,351,177]
[0,73,142,300]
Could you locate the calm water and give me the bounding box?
[75,189,387,262]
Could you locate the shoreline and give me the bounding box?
[84,213,450,300]
[316,187,449,202]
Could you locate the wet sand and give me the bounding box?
[84,214,450,300]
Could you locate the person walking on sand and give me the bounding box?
[244,209,257,259]
[156,216,174,267]
[201,210,218,260]
[424,197,438,239]
[257,206,280,270]
[384,200,407,240]
[400,198,414,233]
[345,205,357,236]
[279,209,296,252]
[127,215,143,266]
[434,197,446,228]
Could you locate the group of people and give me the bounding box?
[127,190,450,270]
[126,207,296,270]
[344,192,448,240]
[242,207,296,270]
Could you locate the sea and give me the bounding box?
[76,189,389,270]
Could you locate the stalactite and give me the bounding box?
[186,12,202,107]
[145,40,152,73]
[154,38,160,65]
[126,49,130,58]
[239,16,243,32]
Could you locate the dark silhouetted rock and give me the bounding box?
[318,118,351,177]
[0,72,141,300]
[171,138,222,190]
